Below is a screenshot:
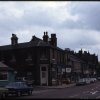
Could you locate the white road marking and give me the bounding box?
[90,91,98,95]
[91,85,100,91]
[83,91,90,94]
[69,89,98,98]
[96,96,100,99]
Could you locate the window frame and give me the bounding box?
[0,71,8,81]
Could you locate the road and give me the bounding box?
[6,81,100,99]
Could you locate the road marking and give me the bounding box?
[96,96,100,99]
[83,91,90,94]
[90,91,98,95]
[91,85,100,90]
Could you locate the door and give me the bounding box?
[40,66,48,86]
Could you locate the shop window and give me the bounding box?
[0,71,8,80]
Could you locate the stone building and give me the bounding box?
[0,32,65,86]
[0,32,98,86]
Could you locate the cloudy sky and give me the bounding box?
[0,1,100,60]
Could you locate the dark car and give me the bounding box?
[5,82,33,96]
[17,77,34,86]
[0,87,9,98]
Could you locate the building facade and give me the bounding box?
[64,48,98,83]
[0,32,65,86]
[0,32,98,86]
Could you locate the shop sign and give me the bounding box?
[66,68,71,73]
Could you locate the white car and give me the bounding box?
[90,78,95,83]
[83,78,91,84]
[76,78,86,86]
[92,78,97,82]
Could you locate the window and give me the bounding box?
[42,72,46,78]
[52,68,56,71]
[41,67,46,71]
[52,71,57,79]
[0,71,8,80]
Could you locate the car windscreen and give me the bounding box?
[78,79,85,82]
[6,82,28,88]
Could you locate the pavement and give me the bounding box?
[33,83,76,91]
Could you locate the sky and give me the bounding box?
[0,1,100,60]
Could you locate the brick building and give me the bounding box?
[0,32,65,86]
[0,32,98,86]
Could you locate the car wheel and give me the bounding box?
[2,93,6,98]
[5,93,8,97]
[30,91,32,95]
[17,91,21,96]
[28,91,32,95]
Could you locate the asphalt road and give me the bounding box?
[6,81,100,99]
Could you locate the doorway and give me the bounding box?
[40,65,48,86]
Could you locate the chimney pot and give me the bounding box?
[44,32,45,35]
[46,31,48,35]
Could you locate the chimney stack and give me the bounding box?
[11,33,18,45]
[43,31,49,43]
[50,33,57,47]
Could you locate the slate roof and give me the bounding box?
[70,55,85,63]
[0,36,49,50]
[0,62,14,71]
[0,35,64,51]
[0,62,8,68]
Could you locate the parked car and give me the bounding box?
[97,77,100,80]
[5,82,33,96]
[90,78,97,83]
[0,87,9,98]
[90,78,95,83]
[76,79,86,86]
[93,78,97,82]
[17,77,34,86]
[83,78,91,84]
